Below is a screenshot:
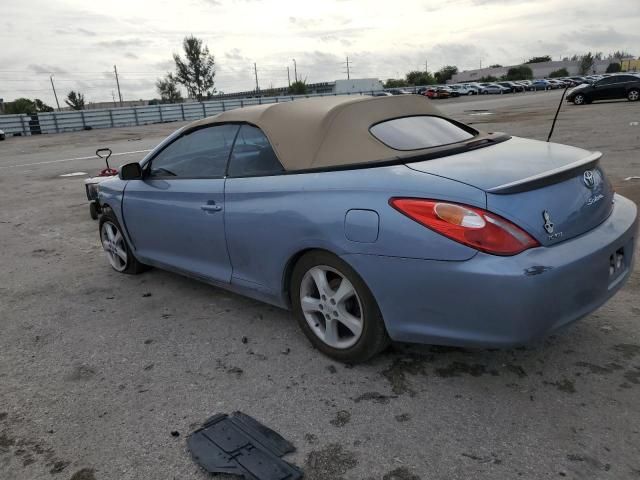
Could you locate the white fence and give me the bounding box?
[0,90,386,137]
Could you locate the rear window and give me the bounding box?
[370,116,476,151]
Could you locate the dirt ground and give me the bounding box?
[1,91,639,480]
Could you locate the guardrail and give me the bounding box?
[0,90,386,137]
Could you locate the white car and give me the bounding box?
[451,84,478,95]
[0,129,5,141]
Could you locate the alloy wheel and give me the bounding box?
[101,221,128,272]
[299,265,364,349]
[574,94,585,105]
[629,90,639,101]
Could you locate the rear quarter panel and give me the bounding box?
[224,164,485,305]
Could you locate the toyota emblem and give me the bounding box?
[583,170,595,189]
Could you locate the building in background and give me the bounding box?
[215,78,383,100]
[450,59,620,83]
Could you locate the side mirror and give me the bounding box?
[119,162,143,180]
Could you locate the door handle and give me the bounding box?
[201,202,222,213]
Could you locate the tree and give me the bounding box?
[434,65,458,84]
[405,71,434,85]
[505,65,533,80]
[606,62,621,73]
[4,98,54,114]
[549,67,569,78]
[489,64,503,68]
[156,73,183,103]
[288,80,308,95]
[173,35,216,100]
[526,55,552,64]
[478,75,499,82]
[65,91,85,110]
[383,78,408,88]
[34,99,54,112]
[579,52,595,75]
[612,50,633,61]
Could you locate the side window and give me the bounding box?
[596,77,616,86]
[228,125,284,177]
[149,124,239,178]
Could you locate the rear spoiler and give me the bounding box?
[487,151,602,194]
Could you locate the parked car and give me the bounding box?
[531,79,552,91]
[372,91,393,97]
[498,81,525,93]
[481,83,510,94]
[567,76,588,86]
[546,79,565,89]
[0,129,5,141]
[567,74,640,105]
[98,95,638,362]
[388,88,412,95]
[449,84,477,95]
[441,86,459,97]
[517,80,534,89]
[423,87,450,99]
[460,84,479,95]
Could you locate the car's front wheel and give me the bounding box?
[99,211,148,274]
[291,251,389,363]
[628,89,639,102]
[573,93,586,105]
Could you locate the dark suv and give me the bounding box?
[567,74,640,105]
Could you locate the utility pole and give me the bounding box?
[50,75,61,111]
[345,56,351,79]
[287,66,291,87]
[254,62,260,92]
[292,58,298,83]
[114,65,123,106]
[425,59,428,72]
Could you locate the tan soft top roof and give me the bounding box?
[187,94,451,171]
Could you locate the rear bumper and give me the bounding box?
[342,194,638,348]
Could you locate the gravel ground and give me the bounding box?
[1,91,639,480]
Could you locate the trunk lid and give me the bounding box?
[405,136,614,246]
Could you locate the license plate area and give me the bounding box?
[608,246,628,289]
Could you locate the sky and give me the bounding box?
[1,0,639,105]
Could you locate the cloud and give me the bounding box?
[95,38,149,48]
[224,48,248,61]
[124,52,139,60]
[28,64,68,74]
[562,27,640,48]
[54,27,96,36]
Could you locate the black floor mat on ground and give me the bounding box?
[187,411,303,480]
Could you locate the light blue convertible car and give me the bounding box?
[98,95,637,362]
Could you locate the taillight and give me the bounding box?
[389,198,539,256]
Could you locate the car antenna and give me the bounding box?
[546,85,571,142]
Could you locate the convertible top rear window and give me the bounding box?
[370,116,476,151]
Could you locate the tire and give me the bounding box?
[291,250,390,363]
[628,89,639,102]
[573,93,586,105]
[99,210,148,274]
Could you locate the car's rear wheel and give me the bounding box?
[99,211,148,274]
[573,93,586,105]
[291,251,389,363]
[628,89,639,102]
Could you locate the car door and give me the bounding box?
[223,124,286,294]
[123,123,240,283]
[592,77,617,100]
